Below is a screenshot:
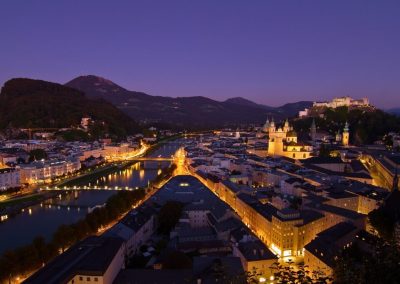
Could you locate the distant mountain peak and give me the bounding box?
[224,97,273,110]
[66,75,130,99]
[225,97,256,104]
[67,75,121,87]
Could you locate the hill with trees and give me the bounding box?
[292,106,400,145]
[0,78,141,139]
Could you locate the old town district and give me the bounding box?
[6,117,400,284]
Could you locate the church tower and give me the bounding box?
[342,121,350,147]
[336,131,342,143]
[283,119,290,133]
[235,129,240,139]
[269,118,276,134]
[310,119,316,142]
[263,118,270,133]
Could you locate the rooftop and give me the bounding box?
[237,240,277,261]
[24,236,124,284]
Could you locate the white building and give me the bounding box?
[313,96,369,108]
[81,117,91,130]
[0,168,21,190]
[19,158,81,184]
[298,96,370,117]
[0,153,18,166]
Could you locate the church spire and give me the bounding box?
[344,121,349,132]
[342,121,350,147]
[310,118,316,142]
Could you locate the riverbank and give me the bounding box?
[55,160,137,187]
[0,140,173,214]
[0,191,62,217]
[0,161,178,283]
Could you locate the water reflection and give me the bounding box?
[0,141,182,254]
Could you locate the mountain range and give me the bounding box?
[0,75,314,135]
[66,75,312,129]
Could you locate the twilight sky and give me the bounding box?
[1,1,399,108]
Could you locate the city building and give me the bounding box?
[0,168,20,190]
[19,158,81,184]
[233,240,278,277]
[25,236,125,284]
[81,117,91,131]
[313,96,369,109]
[298,96,371,118]
[267,119,313,159]
[304,222,358,276]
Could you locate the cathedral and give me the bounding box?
[264,118,313,160]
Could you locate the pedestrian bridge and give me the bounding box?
[40,185,141,191]
[127,157,173,161]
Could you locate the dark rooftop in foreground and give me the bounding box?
[114,269,193,284]
[24,236,124,284]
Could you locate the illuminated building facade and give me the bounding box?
[267,119,313,160]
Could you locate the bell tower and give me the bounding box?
[342,121,350,147]
[310,119,316,142]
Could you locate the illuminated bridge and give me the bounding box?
[40,185,142,191]
[126,157,173,161]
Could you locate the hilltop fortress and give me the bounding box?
[299,96,372,118]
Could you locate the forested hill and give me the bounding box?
[292,106,400,145]
[0,78,141,138]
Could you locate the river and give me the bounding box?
[0,141,181,254]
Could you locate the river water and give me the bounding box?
[0,141,181,254]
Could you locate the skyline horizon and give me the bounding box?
[0,73,396,110]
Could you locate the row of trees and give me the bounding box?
[0,189,145,282]
[332,202,400,283]
[333,236,400,283]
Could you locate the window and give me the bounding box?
[79,277,83,281]
[94,278,98,282]
[87,277,91,281]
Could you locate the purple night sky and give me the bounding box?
[0,1,399,108]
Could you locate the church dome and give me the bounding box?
[286,130,297,137]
